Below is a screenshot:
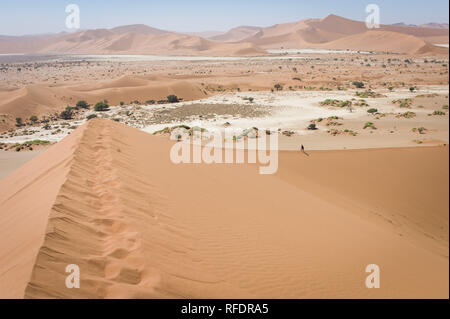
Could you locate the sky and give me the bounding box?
[0,0,448,36]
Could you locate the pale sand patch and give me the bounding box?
[0,150,44,179]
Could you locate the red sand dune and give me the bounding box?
[241,14,449,54]
[0,119,448,298]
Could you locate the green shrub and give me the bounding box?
[167,95,179,103]
[307,123,317,130]
[363,122,377,129]
[86,114,97,120]
[94,101,110,112]
[60,106,73,120]
[274,84,283,91]
[367,108,378,114]
[29,115,38,123]
[352,81,365,89]
[76,100,90,109]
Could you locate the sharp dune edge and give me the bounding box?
[0,119,448,299]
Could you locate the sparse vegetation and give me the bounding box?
[274,83,283,91]
[412,127,427,134]
[167,95,179,103]
[363,122,377,130]
[432,110,446,116]
[396,111,416,119]
[60,106,74,120]
[15,117,23,127]
[94,101,110,112]
[76,100,89,109]
[352,81,365,89]
[392,98,412,108]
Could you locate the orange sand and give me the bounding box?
[0,119,447,298]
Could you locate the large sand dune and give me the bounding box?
[0,119,447,298]
[321,30,448,55]
[241,14,449,54]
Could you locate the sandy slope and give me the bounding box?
[0,124,87,298]
[321,30,448,55]
[0,119,447,299]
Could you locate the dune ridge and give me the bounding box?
[0,119,448,298]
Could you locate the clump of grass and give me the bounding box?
[412,127,427,134]
[320,99,340,106]
[355,90,383,98]
[344,129,358,136]
[432,110,446,116]
[396,111,416,119]
[392,98,412,108]
[282,130,295,137]
[363,122,377,130]
[354,99,369,107]
[22,140,50,146]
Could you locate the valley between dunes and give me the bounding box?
[0,119,448,298]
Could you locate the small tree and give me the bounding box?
[76,100,90,109]
[60,107,74,120]
[274,84,283,91]
[409,87,415,92]
[352,81,365,89]
[94,101,110,112]
[29,115,38,123]
[307,123,317,130]
[167,95,179,103]
[15,117,23,126]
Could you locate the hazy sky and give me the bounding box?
[0,0,448,35]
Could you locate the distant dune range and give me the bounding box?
[0,14,448,55]
[0,119,448,298]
